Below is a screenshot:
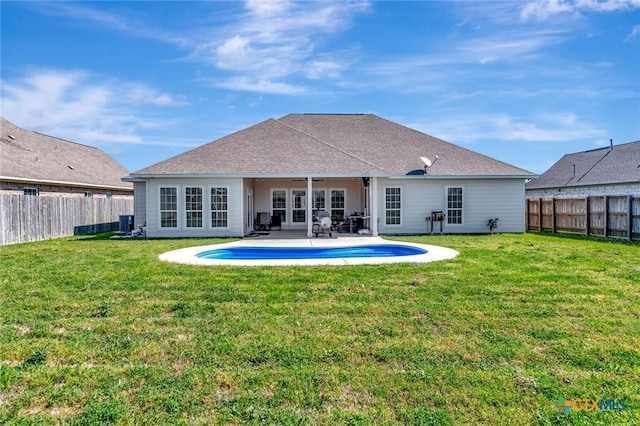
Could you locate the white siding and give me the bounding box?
[133,181,147,229]
[146,177,243,238]
[375,178,526,234]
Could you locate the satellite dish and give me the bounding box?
[321,217,331,229]
[420,156,432,168]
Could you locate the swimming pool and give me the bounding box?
[196,244,426,260]
[159,237,458,266]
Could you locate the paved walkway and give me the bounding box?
[159,236,459,266]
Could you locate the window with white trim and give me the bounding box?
[185,187,203,228]
[23,188,39,196]
[211,187,228,228]
[160,187,178,228]
[292,189,306,223]
[385,187,401,225]
[330,189,345,220]
[312,189,325,210]
[447,187,463,225]
[84,191,93,198]
[272,189,287,223]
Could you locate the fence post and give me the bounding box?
[539,197,543,232]
[628,195,633,242]
[604,195,609,238]
[585,197,590,236]
[552,198,557,233]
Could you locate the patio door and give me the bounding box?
[291,189,307,224]
[246,188,254,232]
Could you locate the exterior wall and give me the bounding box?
[145,177,243,238]
[375,178,526,234]
[0,180,132,199]
[252,178,364,229]
[526,182,640,198]
[133,181,147,228]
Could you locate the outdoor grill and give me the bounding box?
[426,210,445,234]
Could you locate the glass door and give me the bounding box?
[291,189,306,224]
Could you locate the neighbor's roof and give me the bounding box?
[526,140,640,190]
[133,113,534,178]
[1,117,132,190]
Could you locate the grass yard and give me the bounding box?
[0,232,638,425]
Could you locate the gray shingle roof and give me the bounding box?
[133,113,534,177]
[526,140,640,190]
[1,117,132,190]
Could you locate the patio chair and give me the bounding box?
[256,212,271,231]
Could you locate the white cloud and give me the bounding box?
[521,0,640,21]
[31,2,189,46]
[210,76,307,95]
[0,69,187,146]
[625,24,640,41]
[193,0,370,93]
[413,112,605,144]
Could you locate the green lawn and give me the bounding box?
[1,233,638,425]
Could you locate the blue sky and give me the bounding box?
[2,0,639,174]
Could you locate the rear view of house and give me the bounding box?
[126,113,535,238]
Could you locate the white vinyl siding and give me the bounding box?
[376,178,526,234]
[134,181,147,228]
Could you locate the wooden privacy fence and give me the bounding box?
[0,194,133,245]
[527,195,640,241]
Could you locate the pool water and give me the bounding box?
[196,244,427,260]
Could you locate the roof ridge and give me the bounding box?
[274,117,389,174]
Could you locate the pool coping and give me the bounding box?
[159,236,459,266]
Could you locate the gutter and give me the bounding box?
[1,176,133,192]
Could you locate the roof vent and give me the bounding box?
[68,165,74,170]
[8,134,15,139]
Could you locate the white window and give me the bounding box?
[211,187,228,228]
[185,187,203,228]
[385,187,401,225]
[291,189,306,223]
[312,189,325,210]
[447,187,463,225]
[23,188,39,196]
[160,187,178,228]
[330,189,346,220]
[272,189,287,224]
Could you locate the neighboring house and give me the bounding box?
[526,140,640,198]
[126,114,535,238]
[1,117,133,198]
